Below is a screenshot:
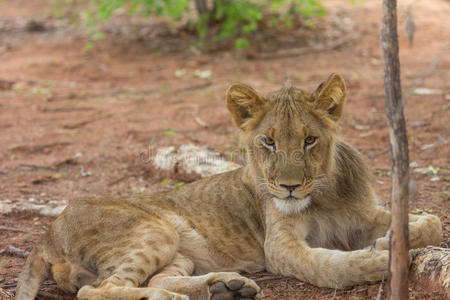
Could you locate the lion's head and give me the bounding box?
[227,74,347,214]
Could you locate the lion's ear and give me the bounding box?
[313,74,346,121]
[226,83,268,130]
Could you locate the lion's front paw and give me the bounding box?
[356,250,389,284]
[208,273,261,300]
[371,229,390,251]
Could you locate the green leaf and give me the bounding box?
[92,31,105,41]
[78,0,327,50]
[235,38,249,49]
[163,130,176,136]
[174,182,185,188]
[83,42,94,51]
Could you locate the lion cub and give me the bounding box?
[16,74,442,300]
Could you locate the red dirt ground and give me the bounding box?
[0,0,448,299]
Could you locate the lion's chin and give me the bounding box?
[273,195,311,215]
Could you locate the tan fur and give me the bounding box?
[16,74,442,299]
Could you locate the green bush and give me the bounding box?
[85,0,326,49]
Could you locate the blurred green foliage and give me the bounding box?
[82,0,326,49]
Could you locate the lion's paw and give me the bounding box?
[208,274,261,300]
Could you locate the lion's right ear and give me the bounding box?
[313,74,346,122]
[226,83,268,131]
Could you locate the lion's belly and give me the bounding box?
[168,214,266,275]
[304,216,369,251]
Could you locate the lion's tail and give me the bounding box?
[15,247,50,300]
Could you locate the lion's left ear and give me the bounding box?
[313,73,346,121]
[226,83,268,131]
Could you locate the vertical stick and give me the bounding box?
[381,1,410,300]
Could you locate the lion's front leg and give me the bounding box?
[264,237,389,289]
[367,206,442,251]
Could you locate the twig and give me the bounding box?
[368,146,389,159]
[376,280,384,300]
[254,275,285,283]
[194,116,208,128]
[173,82,212,93]
[10,142,71,154]
[108,174,135,186]
[63,114,112,129]
[283,279,295,291]
[0,227,26,233]
[412,43,450,89]
[18,164,54,171]
[0,282,17,289]
[39,106,94,113]
[4,245,30,258]
[331,285,338,300]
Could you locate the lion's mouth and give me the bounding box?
[285,193,311,201]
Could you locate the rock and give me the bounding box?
[0,200,66,216]
[152,144,241,178]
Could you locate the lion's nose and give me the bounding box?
[280,184,301,193]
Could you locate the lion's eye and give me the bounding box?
[304,136,317,147]
[263,137,276,149]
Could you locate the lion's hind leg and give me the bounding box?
[149,253,261,300]
[77,219,188,300]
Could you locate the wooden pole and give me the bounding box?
[381,0,410,299]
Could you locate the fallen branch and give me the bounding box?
[246,33,357,60]
[3,245,30,258]
[254,275,285,283]
[0,226,26,233]
[9,142,71,154]
[410,246,450,298]
[0,282,17,289]
[368,146,390,159]
[376,280,385,300]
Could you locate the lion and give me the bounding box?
[16,74,442,300]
